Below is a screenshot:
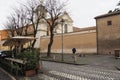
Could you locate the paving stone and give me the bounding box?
[41,61,120,80]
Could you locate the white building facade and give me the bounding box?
[34,12,74,48]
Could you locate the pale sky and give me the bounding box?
[0,0,119,30]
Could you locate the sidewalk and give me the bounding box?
[0,67,15,80]
[15,70,45,80]
[40,54,120,70]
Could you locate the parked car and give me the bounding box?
[0,50,12,58]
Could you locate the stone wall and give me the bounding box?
[96,13,120,54]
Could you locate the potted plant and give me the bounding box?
[24,59,37,77]
[17,50,39,76]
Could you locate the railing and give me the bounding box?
[5,58,27,64]
[0,58,25,75]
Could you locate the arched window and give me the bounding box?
[64,24,68,33]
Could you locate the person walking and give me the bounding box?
[72,48,76,54]
[72,48,77,63]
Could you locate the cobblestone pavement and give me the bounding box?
[0,68,12,80]
[40,61,120,80]
[1,54,120,80]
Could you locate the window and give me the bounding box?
[64,24,68,33]
[107,21,112,26]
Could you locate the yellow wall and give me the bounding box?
[40,30,97,54]
[0,30,9,50]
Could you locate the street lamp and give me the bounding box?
[60,19,65,61]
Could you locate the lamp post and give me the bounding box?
[60,19,64,61]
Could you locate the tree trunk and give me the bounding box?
[31,31,37,49]
[47,31,54,57]
[32,39,36,49]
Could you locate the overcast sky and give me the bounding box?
[0,0,119,30]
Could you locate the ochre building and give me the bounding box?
[0,30,9,50]
[95,11,120,54]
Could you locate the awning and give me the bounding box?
[3,36,36,46]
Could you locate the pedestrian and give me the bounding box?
[72,48,77,63]
[72,48,76,54]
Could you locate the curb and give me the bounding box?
[115,66,120,71]
[0,67,16,80]
[41,60,87,66]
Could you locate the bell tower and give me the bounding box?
[34,1,47,48]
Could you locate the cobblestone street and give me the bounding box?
[40,61,120,80]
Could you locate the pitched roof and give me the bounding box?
[95,11,120,19]
[47,12,73,23]
[60,12,73,22]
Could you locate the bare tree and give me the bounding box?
[3,8,28,53]
[4,19,15,37]
[5,0,45,49]
[5,7,30,37]
[42,0,66,57]
[24,0,44,48]
[117,1,120,6]
[4,0,67,56]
